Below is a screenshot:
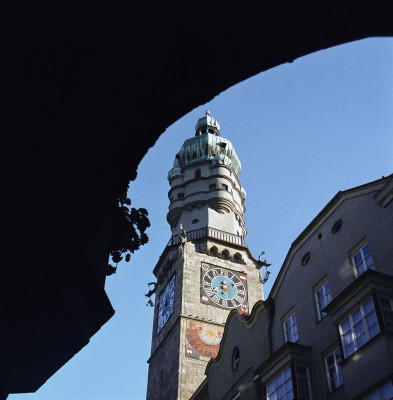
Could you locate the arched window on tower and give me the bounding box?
[221,249,229,260]
[195,169,201,178]
[209,246,218,257]
[233,253,243,264]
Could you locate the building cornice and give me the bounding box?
[323,269,393,321]
[255,342,312,381]
[168,188,245,216]
[373,174,393,207]
[169,171,244,195]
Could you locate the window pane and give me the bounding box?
[357,263,366,275]
[381,382,393,400]
[354,321,365,337]
[326,292,333,303]
[266,381,274,395]
[354,252,362,264]
[344,343,355,357]
[363,244,370,256]
[342,331,353,345]
[340,318,350,333]
[356,331,367,347]
[352,308,362,324]
[366,312,377,328]
[326,354,334,368]
[367,392,380,400]
[320,297,327,309]
[365,255,374,268]
[368,321,380,339]
[335,348,342,363]
[363,298,375,314]
[293,325,298,337]
[283,366,291,380]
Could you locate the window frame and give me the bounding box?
[350,241,375,278]
[266,364,311,400]
[314,279,332,321]
[378,296,393,332]
[231,346,240,371]
[338,297,380,358]
[324,347,343,393]
[266,365,294,400]
[283,312,299,343]
[364,381,393,400]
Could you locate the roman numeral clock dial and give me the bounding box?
[200,263,248,314]
[157,274,176,334]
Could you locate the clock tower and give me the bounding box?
[146,112,264,399]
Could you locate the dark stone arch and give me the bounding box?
[4,3,393,394]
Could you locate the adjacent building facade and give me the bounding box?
[146,113,264,399]
[193,173,393,400]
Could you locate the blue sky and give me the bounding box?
[10,37,393,400]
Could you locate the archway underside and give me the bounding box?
[3,3,393,394]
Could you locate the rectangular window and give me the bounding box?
[378,297,393,332]
[266,366,294,400]
[284,313,299,343]
[177,193,184,199]
[351,242,375,277]
[324,348,343,392]
[364,381,393,400]
[221,183,228,191]
[295,365,310,400]
[209,184,216,190]
[314,280,332,320]
[339,297,380,358]
[266,365,311,400]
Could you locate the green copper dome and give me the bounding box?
[168,113,241,180]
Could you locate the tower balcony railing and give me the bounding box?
[166,226,248,248]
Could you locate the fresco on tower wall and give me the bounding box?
[185,320,224,360]
[200,262,249,315]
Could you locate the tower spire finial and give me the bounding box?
[205,110,210,116]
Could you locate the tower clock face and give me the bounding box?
[200,263,248,313]
[157,274,175,334]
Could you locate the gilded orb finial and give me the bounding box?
[205,110,210,116]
